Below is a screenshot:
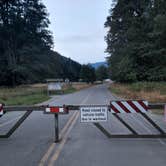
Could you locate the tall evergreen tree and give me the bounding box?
[80,64,96,83]
[0,0,81,86]
[105,0,166,82]
[96,65,108,81]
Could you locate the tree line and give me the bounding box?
[0,0,81,86]
[105,0,166,82]
[80,64,108,83]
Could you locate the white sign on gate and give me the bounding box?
[80,106,108,123]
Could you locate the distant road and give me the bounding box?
[0,84,166,166]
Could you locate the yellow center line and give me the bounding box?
[60,112,78,137]
[39,91,91,166]
[48,112,80,166]
[38,111,78,166]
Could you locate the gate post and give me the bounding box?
[54,114,59,142]
[164,105,166,122]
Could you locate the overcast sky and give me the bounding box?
[43,0,111,64]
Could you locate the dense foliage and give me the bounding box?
[0,0,81,86]
[96,65,108,81]
[105,0,166,82]
[80,64,96,83]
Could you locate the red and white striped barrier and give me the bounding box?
[45,107,68,114]
[0,104,4,116]
[110,100,148,113]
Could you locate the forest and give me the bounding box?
[0,0,81,86]
[105,0,166,82]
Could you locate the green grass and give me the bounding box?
[0,85,50,105]
[0,84,78,106]
[4,94,50,105]
[63,86,76,94]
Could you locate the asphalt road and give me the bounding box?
[0,84,166,166]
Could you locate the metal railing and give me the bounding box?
[95,102,166,139]
[0,105,68,142]
[0,102,166,142]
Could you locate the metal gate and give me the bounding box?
[0,101,166,143]
[94,100,166,139]
[0,105,69,142]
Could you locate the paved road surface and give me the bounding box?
[0,84,166,166]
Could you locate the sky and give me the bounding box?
[43,0,111,64]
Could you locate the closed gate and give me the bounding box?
[94,100,166,139]
[0,100,166,142]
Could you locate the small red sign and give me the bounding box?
[50,107,60,113]
[45,106,69,114]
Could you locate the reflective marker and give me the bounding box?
[0,104,3,116]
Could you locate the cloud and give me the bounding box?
[56,33,105,43]
[43,0,110,63]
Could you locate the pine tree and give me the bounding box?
[80,65,96,83]
[104,0,166,82]
[0,0,81,86]
[96,65,108,81]
[0,0,53,85]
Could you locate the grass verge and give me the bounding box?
[109,82,166,115]
[0,82,92,106]
[0,85,50,106]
